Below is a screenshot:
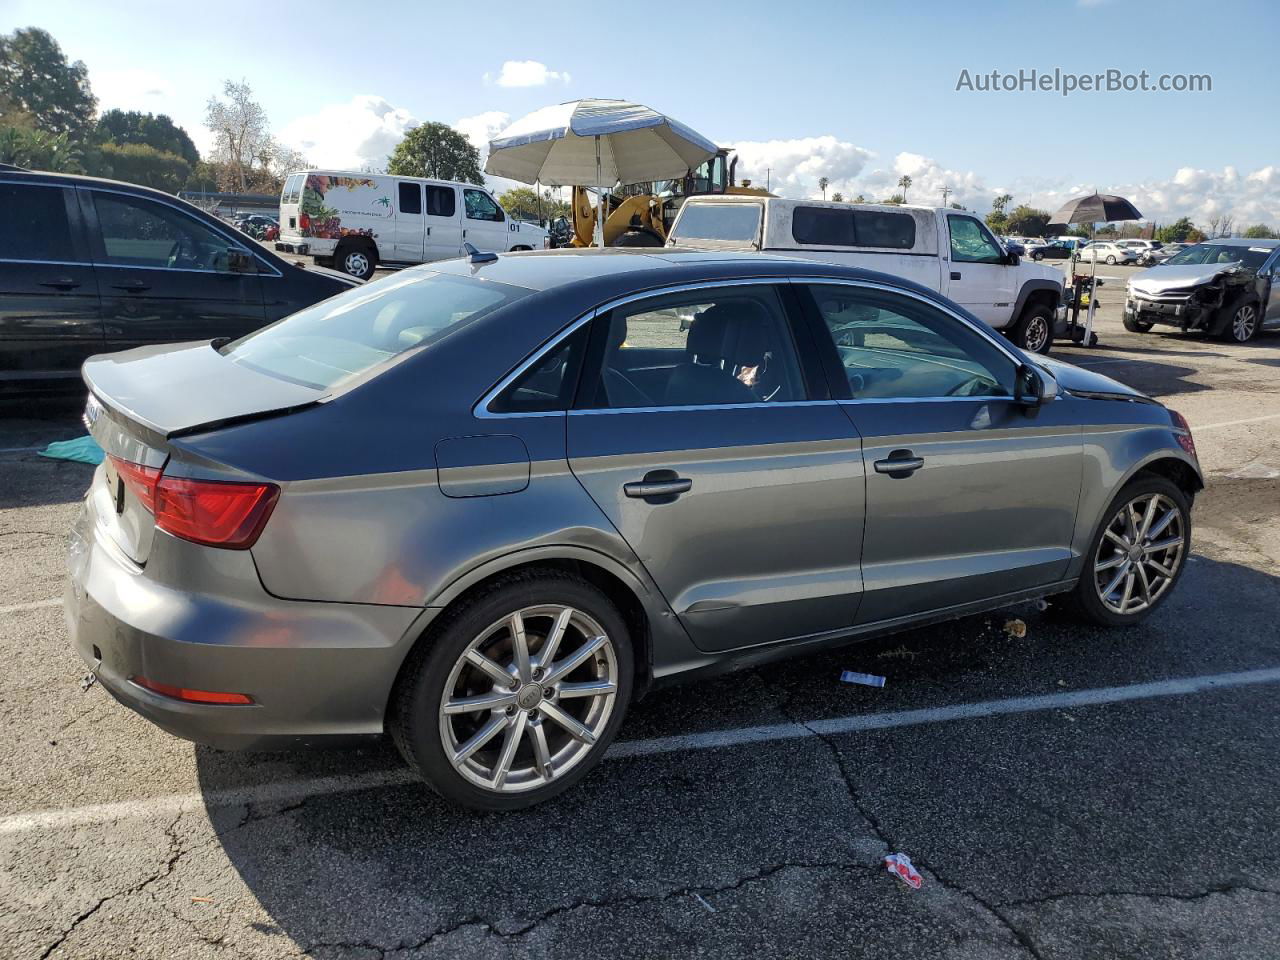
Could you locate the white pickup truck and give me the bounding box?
[666,196,1067,353]
[275,170,548,280]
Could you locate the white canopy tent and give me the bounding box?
[485,99,718,247]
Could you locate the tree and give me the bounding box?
[817,176,829,200]
[830,191,844,203]
[1005,204,1051,237]
[852,194,866,204]
[0,27,96,139]
[985,210,1009,234]
[0,123,83,171]
[1243,223,1276,239]
[497,186,568,222]
[881,194,904,205]
[96,142,190,192]
[991,193,1012,215]
[205,80,274,192]
[387,122,482,184]
[96,109,199,166]
[1155,217,1196,243]
[1186,227,1207,243]
[897,175,912,203]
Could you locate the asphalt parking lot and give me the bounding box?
[3,263,1280,960]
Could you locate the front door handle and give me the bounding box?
[112,281,150,293]
[950,271,962,280]
[40,277,80,290]
[873,450,925,478]
[624,470,692,502]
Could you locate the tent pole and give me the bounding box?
[595,136,606,248]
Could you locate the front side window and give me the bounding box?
[583,285,805,409]
[91,192,239,271]
[398,182,422,215]
[463,189,504,222]
[948,215,1004,264]
[806,285,1015,400]
[669,203,762,245]
[0,184,75,262]
[222,271,531,391]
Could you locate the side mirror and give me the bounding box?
[1015,363,1058,414]
[226,248,254,273]
[1005,251,1021,266]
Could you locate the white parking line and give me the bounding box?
[0,597,62,615]
[0,445,42,454]
[3,665,1278,836]
[1194,413,1280,433]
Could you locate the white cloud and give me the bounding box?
[92,68,173,111]
[278,95,417,171]
[483,60,570,88]
[454,111,510,151]
[724,136,873,199]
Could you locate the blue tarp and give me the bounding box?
[39,435,104,465]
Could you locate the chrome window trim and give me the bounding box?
[474,274,1026,419]
[84,185,284,279]
[0,256,93,268]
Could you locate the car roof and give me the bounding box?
[1204,237,1280,248]
[0,166,190,203]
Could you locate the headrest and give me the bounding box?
[687,301,770,366]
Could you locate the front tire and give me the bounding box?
[1106,255,1117,265]
[1219,296,1260,343]
[390,572,634,810]
[1123,315,1154,333]
[1012,302,1054,354]
[1032,252,1044,261]
[1067,475,1191,627]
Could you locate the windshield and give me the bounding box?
[1163,243,1271,270]
[670,203,762,245]
[222,271,531,390]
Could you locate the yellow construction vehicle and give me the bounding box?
[562,148,771,248]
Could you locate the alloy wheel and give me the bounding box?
[1093,493,1186,615]
[1023,315,1049,353]
[438,605,619,793]
[1232,304,1258,342]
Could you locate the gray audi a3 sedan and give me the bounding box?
[67,249,1202,809]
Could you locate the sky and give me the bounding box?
[7,0,1279,225]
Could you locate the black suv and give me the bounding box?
[1,167,358,396]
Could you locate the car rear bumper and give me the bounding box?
[65,496,425,750]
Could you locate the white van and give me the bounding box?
[666,196,1067,353]
[276,171,548,280]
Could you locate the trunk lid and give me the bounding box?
[82,341,320,564]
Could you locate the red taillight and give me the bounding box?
[109,455,161,513]
[1169,409,1197,459]
[154,476,279,550]
[130,675,253,705]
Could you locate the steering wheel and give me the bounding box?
[945,375,989,397]
[166,236,198,269]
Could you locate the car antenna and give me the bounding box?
[464,242,498,264]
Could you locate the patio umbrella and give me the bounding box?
[1046,193,1144,347]
[486,99,718,247]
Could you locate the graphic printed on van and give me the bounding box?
[299,175,384,240]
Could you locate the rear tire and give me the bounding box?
[1012,302,1054,354]
[336,243,377,281]
[1066,474,1191,627]
[1032,252,1045,261]
[389,571,634,811]
[1106,255,1117,265]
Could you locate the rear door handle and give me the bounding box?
[873,450,925,478]
[950,271,962,280]
[624,472,692,502]
[40,277,81,290]
[111,281,150,293]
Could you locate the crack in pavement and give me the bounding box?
[37,810,188,959]
[301,861,877,958]
[1000,882,1280,910]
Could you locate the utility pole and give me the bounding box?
[940,185,951,207]
[766,167,771,192]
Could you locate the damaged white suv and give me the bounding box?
[1125,238,1280,343]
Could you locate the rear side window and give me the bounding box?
[427,185,456,218]
[0,183,75,262]
[791,207,915,249]
[222,271,532,390]
[670,203,762,244]
[489,327,588,414]
[398,182,422,215]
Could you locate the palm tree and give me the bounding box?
[818,176,829,200]
[992,193,1012,214]
[897,175,912,203]
[831,192,844,203]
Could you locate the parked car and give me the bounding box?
[1124,238,1280,342]
[1077,242,1139,265]
[68,249,1202,810]
[275,170,550,280]
[1027,239,1078,261]
[0,168,358,396]
[234,214,279,240]
[666,196,1066,354]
